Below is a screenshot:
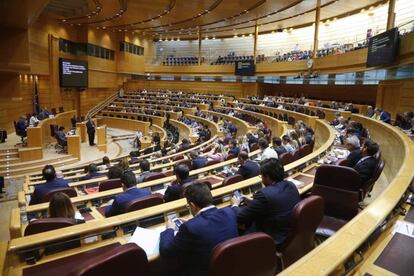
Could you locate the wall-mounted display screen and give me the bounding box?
[235,60,255,76]
[367,28,399,67]
[59,58,88,87]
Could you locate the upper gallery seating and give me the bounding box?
[162,56,201,66]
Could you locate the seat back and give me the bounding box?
[360,159,385,201]
[222,174,244,187]
[25,218,77,236]
[143,172,166,182]
[280,152,295,166]
[225,153,236,161]
[124,193,164,213]
[69,243,149,276]
[41,188,77,203]
[98,179,122,192]
[300,144,312,157]
[175,159,192,170]
[250,143,259,152]
[172,155,184,161]
[292,149,302,161]
[209,233,277,276]
[278,196,324,268]
[336,158,351,167]
[205,159,221,167]
[313,165,360,191]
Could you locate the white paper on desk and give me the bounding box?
[156,187,168,196]
[392,220,414,238]
[287,178,305,189]
[128,227,162,256]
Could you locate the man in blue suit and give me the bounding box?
[160,182,238,275]
[236,151,260,179]
[190,150,207,170]
[163,164,194,202]
[29,165,70,205]
[232,158,301,246]
[80,163,104,181]
[105,171,151,217]
[353,139,379,184]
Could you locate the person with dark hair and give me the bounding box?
[105,171,151,217]
[190,150,207,170]
[272,137,287,156]
[177,138,192,152]
[48,193,85,224]
[102,156,111,168]
[281,135,295,153]
[258,137,278,161]
[55,126,67,146]
[107,166,123,179]
[160,182,238,275]
[228,139,240,156]
[29,165,70,205]
[80,163,102,181]
[135,159,158,183]
[163,164,193,202]
[86,117,96,146]
[236,151,260,179]
[231,158,301,245]
[353,139,380,184]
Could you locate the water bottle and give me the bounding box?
[20,205,28,225]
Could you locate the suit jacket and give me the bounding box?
[159,207,238,275]
[192,157,208,170]
[86,120,95,132]
[353,156,377,184]
[228,146,240,156]
[346,148,362,167]
[163,177,194,202]
[29,178,70,205]
[16,119,27,133]
[105,187,151,217]
[136,171,159,183]
[56,130,67,142]
[248,136,259,147]
[274,145,287,156]
[380,112,391,124]
[237,160,260,180]
[234,180,301,245]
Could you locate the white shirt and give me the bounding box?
[261,147,279,161]
[29,116,39,127]
[196,205,216,216]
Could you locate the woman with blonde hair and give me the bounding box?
[48,192,84,223]
[117,157,130,172]
[289,130,301,149]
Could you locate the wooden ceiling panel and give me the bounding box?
[42,0,387,39]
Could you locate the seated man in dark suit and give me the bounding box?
[236,151,260,179]
[105,171,151,217]
[246,132,259,148]
[231,158,301,246]
[353,139,379,184]
[160,182,238,276]
[163,164,193,202]
[55,126,67,146]
[177,138,192,152]
[272,136,287,156]
[30,165,70,205]
[135,159,159,183]
[190,150,208,170]
[16,116,28,137]
[80,163,103,181]
[344,135,362,167]
[228,139,240,157]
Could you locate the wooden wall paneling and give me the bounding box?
[0,28,30,73]
[377,78,414,119]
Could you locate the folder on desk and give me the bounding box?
[128,227,162,257]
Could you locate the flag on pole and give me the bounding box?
[33,77,40,114]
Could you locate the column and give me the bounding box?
[253,22,259,64]
[386,0,396,30]
[312,0,321,58]
[198,26,202,65]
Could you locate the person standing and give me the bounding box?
[86,117,95,146]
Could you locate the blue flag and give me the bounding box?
[34,77,40,114]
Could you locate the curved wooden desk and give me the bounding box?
[280,115,414,275]
[204,110,255,136]
[169,119,198,143]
